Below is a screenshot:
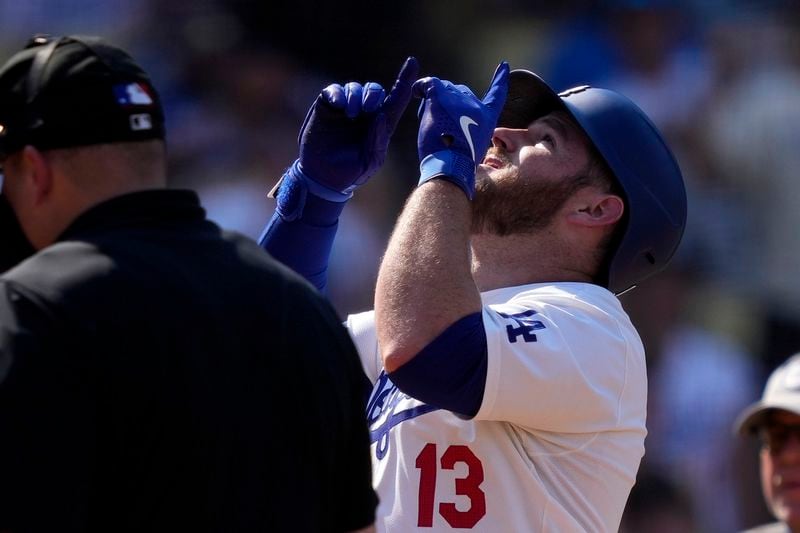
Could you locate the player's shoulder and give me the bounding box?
[484,282,624,316]
[741,522,790,533]
[483,282,637,347]
[517,281,617,302]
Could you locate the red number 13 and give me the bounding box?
[415,443,486,528]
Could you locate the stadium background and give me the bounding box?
[2,1,798,530]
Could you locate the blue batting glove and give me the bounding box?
[273,57,419,221]
[413,62,509,199]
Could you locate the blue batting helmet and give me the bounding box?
[498,70,687,294]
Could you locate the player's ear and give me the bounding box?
[567,191,624,228]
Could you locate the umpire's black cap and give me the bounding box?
[0,34,165,158]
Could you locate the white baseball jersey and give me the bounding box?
[346,282,647,532]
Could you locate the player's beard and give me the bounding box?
[471,162,588,236]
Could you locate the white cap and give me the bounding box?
[736,353,800,435]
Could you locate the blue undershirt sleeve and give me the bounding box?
[258,189,345,294]
[387,311,488,418]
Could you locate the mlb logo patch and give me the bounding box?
[129,113,153,131]
[113,82,154,106]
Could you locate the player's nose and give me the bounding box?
[491,127,522,153]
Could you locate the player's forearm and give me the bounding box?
[260,59,418,294]
[375,180,482,372]
[258,192,345,293]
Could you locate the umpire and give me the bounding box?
[0,35,377,532]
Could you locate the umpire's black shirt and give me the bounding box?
[0,190,377,532]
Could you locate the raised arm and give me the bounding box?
[259,58,419,292]
[374,64,508,414]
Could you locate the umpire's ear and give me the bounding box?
[17,146,54,207]
[1,145,55,251]
[2,146,54,213]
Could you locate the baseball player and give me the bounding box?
[260,58,687,531]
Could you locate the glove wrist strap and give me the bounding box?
[273,160,351,222]
[418,151,476,199]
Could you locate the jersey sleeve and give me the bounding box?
[345,310,382,384]
[474,289,646,433]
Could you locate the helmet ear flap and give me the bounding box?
[561,89,686,294]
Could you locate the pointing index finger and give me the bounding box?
[482,61,509,112]
[382,56,420,129]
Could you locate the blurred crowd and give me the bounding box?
[2,0,799,530]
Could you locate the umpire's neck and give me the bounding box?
[2,140,167,250]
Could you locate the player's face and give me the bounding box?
[472,110,593,236]
[759,410,800,529]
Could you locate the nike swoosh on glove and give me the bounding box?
[413,62,509,199]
